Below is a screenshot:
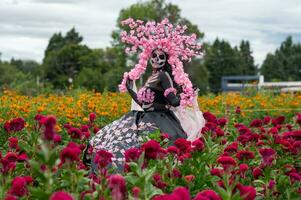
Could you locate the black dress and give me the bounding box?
[88,70,186,171]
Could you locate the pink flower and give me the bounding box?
[132,187,141,199]
[164,87,177,97]
[137,87,155,104]
[50,191,74,200]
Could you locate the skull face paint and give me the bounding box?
[150,49,167,69]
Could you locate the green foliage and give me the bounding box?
[261,36,301,81]
[204,39,257,92]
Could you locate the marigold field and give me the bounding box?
[0,90,301,200]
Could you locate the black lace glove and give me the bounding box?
[126,78,142,107]
[159,71,180,107]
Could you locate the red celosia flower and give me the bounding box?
[210,168,224,178]
[235,106,241,114]
[192,138,205,152]
[7,176,31,197]
[268,179,276,190]
[4,194,18,200]
[271,116,285,126]
[153,187,190,200]
[193,190,222,200]
[67,128,82,139]
[8,137,18,149]
[132,186,141,199]
[4,118,25,133]
[252,167,263,179]
[124,147,141,162]
[205,122,217,131]
[217,118,227,127]
[237,126,251,135]
[93,127,100,134]
[50,191,74,200]
[172,168,181,178]
[289,172,301,183]
[250,119,262,128]
[174,138,191,154]
[89,113,97,123]
[108,174,126,200]
[141,140,161,159]
[42,116,57,140]
[263,116,271,125]
[94,150,113,168]
[215,127,225,137]
[167,146,180,155]
[153,173,167,189]
[236,184,256,200]
[296,113,301,126]
[259,148,276,167]
[63,123,72,130]
[53,134,62,143]
[224,142,238,154]
[18,152,28,161]
[236,150,255,161]
[60,142,81,164]
[203,112,218,123]
[239,164,249,178]
[217,156,237,171]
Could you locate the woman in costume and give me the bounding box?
[87,18,205,171]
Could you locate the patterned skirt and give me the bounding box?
[89,110,186,171]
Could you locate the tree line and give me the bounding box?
[0,0,300,95]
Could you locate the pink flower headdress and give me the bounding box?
[118,18,203,107]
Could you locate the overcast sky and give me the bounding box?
[1,0,301,65]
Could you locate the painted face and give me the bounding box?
[150,49,166,69]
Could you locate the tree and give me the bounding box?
[204,38,257,92]
[42,28,100,89]
[238,40,257,75]
[261,36,301,81]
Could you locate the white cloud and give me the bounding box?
[0,0,300,65]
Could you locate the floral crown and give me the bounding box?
[118,18,203,107]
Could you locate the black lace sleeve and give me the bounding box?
[126,78,142,107]
[159,71,180,107]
